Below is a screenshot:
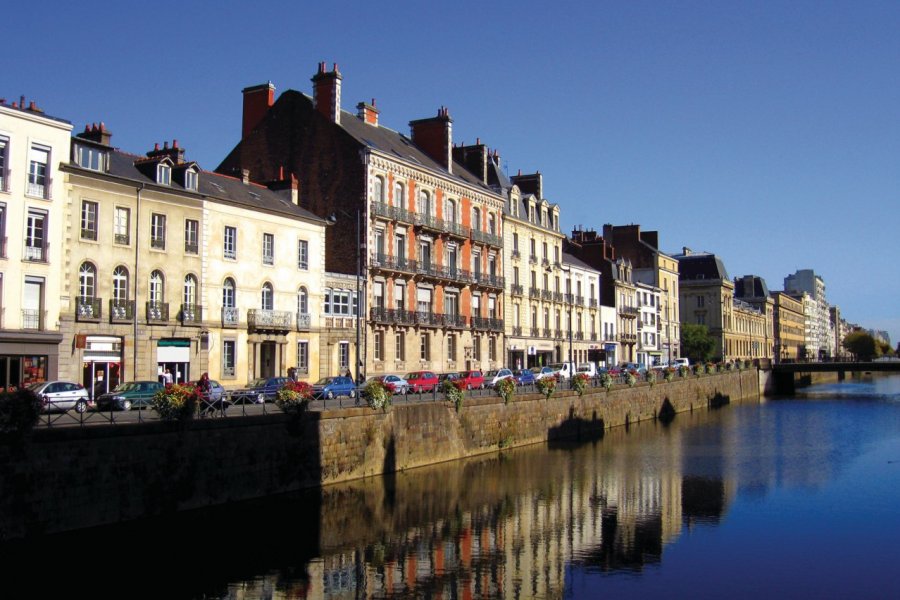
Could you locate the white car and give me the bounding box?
[673,358,690,368]
[484,368,515,387]
[28,380,91,413]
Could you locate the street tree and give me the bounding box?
[842,331,877,360]
[681,323,716,364]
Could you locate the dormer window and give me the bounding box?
[184,168,198,192]
[157,163,171,185]
[74,143,107,172]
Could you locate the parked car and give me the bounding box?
[484,368,515,387]
[188,379,226,402]
[673,358,691,368]
[576,363,598,377]
[232,376,291,404]
[548,362,576,380]
[365,374,409,395]
[514,369,536,386]
[96,381,164,411]
[459,370,485,390]
[530,366,556,380]
[28,380,91,413]
[405,371,439,393]
[312,376,357,399]
[620,362,647,374]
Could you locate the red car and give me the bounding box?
[404,371,439,393]
[459,370,485,389]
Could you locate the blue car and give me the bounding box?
[312,376,357,399]
[514,369,536,386]
[232,376,291,404]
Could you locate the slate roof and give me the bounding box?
[674,253,729,281]
[84,149,324,224]
[734,275,770,299]
[562,252,598,273]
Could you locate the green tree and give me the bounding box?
[842,331,877,360]
[681,323,716,364]
[877,340,893,357]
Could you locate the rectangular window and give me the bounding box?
[374,331,384,361]
[489,337,497,361]
[150,213,166,250]
[420,334,430,361]
[0,203,6,258]
[157,163,171,185]
[339,342,350,369]
[74,143,106,171]
[395,233,406,260]
[114,207,130,245]
[297,341,309,373]
[395,282,405,311]
[473,335,481,360]
[513,233,519,251]
[697,295,705,308]
[224,226,237,260]
[395,332,405,361]
[184,219,199,254]
[24,209,47,261]
[185,169,198,192]
[27,145,50,198]
[513,267,520,286]
[80,200,98,241]
[23,276,44,329]
[222,340,236,377]
[297,239,309,270]
[447,334,456,362]
[263,233,274,265]
[0,136,9,191]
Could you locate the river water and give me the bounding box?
[5,375,900,599]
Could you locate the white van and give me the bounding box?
[548,362,576,380]
[576,363,598,377]
[673,358,690,368]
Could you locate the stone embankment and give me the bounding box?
[0,370,758,541]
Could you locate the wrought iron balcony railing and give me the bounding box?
[110,300,135,323]
[247,309,293,331]
[146,301,169,323]
[76,297,102,321]
[222,307,239,327]
[180,304,203,325]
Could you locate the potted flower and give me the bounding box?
[536,374,558,399]
[275,380,314,415]
[363,379,393,412]
[678,365,690,378]
[0,386,41,435]
[646,369,657,387]
[599,372,613,391]
[625,369,638,387]
[442,379,466,412]
[663,367,676,382]
[571,372,590,396]
[495,377,516,404]
[151,382,201,421]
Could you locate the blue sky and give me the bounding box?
[7,1,899,343]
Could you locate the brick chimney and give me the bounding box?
[311,62,342,124]
[146,139,185,164]
[242,82,275,139]
[511,171,542,199]
[77,122,113,146]
[452,138,488,184]
[357,98,379,125]
[410,107,453,172]
[267,166,301,205]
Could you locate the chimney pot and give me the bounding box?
[163,141,169,150]
[173,139,178,148]
[20,95,25,107]
[154,143,160,151]
[29,101,36,110]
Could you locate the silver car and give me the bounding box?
[28,380,91,413]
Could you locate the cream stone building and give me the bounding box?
[60,127,325,394]
[771,291,805,361]
[0,98,72,386]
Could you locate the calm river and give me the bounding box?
[5,375,900,599]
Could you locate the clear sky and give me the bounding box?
[7,1,899,344]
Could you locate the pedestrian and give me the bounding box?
[164,368,174,385]
[198,372,212,415]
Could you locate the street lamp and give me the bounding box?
[329,208,366,385]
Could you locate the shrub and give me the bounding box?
[646,369,657,387]
[707,362,717,373]
[363,379,393,412]
[663,367,676,382]
[0,386,41,435]
[536,374,558,399]
[495,377,516,404]
[442,379,465,412]
[599,372,613,391]
[151,383,200,421]
[625,370,638,387]
[571,373,590,396]
[275,380,314,414]
[679,364,690,378]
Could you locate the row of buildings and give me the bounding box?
[0,64,864,394]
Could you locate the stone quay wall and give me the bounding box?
[0,370,758,541]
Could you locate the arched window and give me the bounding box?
[445,198,457,223]
[472,207,481,231]
[149,270,164,304]
[261,282,274,310]
[113,266,129,303]
[487,213,496,235]
[223,278,235,308]
[79,262,96,299]
[297,286,308,314]
[183,274,198,307]
[374,176,384,203]
[393,182,405,208]
[418,190,431,216]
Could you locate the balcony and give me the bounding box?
[370,253,414,274]
[185,241,199,255]
[180,303,203,326]
[511,284,524,296]
[590,298,598,308]
[619,306,639,317]
[442,313,468,329]
[553,329,563,339]
[576,331,585,340]
[529,287,541,299]
[24,244,46,262]
[146,301,169,323]
[590,332,598,341]
[247,309,293,332]
[415,311,441,327]
[296,312,311,330]
[541,257,550,269]
[75,297,102,322]
[473,272,504,289]
[114,233,129,245]
[414,213,443,234]
[531,327,541,337]
[553,292,564,303]
[541,290,553,301]
[472,317,504,331]
[81,228,97,241]
[543,328,553,338]
[110,300,135,323]
[444,220,470,240]
[529,254,538,264]
[512,325,523,336]
[371,307,417,326]
[21,309,42,330]
[222,307,239,327]
[511,249,521,260]
[470,229,502,248]
[575,295,584,306]
[150,237,165,250]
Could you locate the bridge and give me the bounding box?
[768,360,900,393]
